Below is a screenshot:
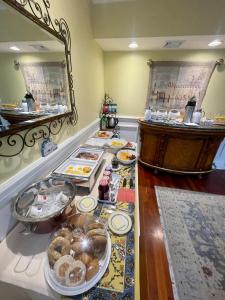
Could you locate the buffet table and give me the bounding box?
[0,151,139,300]
[139,120,225,174]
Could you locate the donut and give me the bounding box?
[54,255,75,283]
[86,259,99,281]
[56,228,72,241]
[48,237,71,266]
[65,260,86,286]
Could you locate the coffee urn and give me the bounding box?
[183,96,196,123]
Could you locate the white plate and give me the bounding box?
[108,138,127,149]
[94,131,113,139]
[117,149,136,165]
[108,211,132,235]
[44,234,111,296]
[76,196,97,212]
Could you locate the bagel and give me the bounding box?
[48,237,70,266]
[65,260,86,286]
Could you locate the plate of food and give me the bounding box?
[44,214,111,296]
[108,138,127,149]
[117,150,136,165]
[123,141,136,150]
[53,159,95,178]
[94,131,113,139]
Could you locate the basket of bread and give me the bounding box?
[44,213,111,295]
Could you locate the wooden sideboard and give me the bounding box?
[139,120,225,174]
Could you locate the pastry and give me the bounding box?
[48,237,71,266]
[87,222,105,231]
[72,236,93,254]
[54,255,75,283]
[56,228,72,241]
[65,260,86,286]
[68,214,89,230]
[77,252,93,265]
[92,235,107,257]
[71,241,83,256]
[71,229,85,243]
[86,228,106,238]
[86,259,99,281]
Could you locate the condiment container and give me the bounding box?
[192,109,203,124]
[103,170,111,179]
[98,179,109,200]
[102,175,110,183]
[112,156,119,169]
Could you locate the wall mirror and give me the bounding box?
[0,0,77,149]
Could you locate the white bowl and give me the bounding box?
[117,149,136,165]
[108,138,127,149]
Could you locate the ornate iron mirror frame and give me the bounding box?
[0,0,78,157]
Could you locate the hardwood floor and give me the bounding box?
[138,164,225,300]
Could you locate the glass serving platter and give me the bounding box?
[12,176,76,223]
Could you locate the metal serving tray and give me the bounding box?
[12,176,75,223]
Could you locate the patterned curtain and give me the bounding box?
[21,62,69,109]
[146,61,216,110]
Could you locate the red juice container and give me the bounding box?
[98,179,109,200]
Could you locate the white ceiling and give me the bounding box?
[95,35,225,51]
[0,40,64,53]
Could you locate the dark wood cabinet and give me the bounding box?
[139,120,225,174]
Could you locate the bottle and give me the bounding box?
[183,96,196,123]
[24,91,35,112]
[100,115,107,130]
[192,109,203,124]
[21,99,28,112]
[98,179,109,200]
[112,155,119,169]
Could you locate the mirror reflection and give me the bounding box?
[0,0,71,132]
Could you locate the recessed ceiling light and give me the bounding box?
[128,42,138,49]
[10,46,20,51]
[208,40,223,47]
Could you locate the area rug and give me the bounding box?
[155,186,225,300]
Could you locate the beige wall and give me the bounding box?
[92,0,225,38]
[104,49,225,117]
[0,0,104,184]
[0,52,64,102]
